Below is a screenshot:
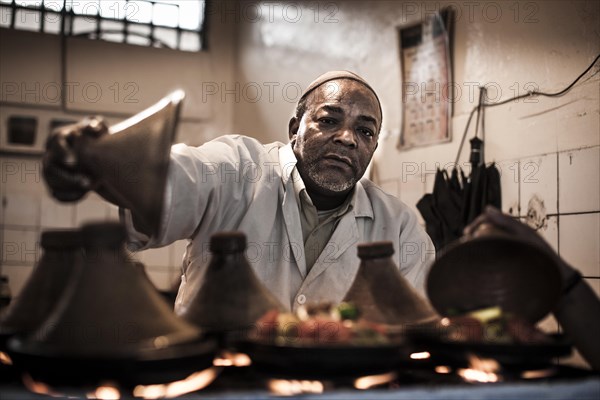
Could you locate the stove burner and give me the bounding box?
[22,366,221,399]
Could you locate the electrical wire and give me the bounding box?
[454,53,600,165]
[487,53,600,107]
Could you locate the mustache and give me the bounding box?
[297,141,362,175]
[322,152,359,170]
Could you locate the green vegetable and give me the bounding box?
[337,302,360,321]
[467,306,503,324]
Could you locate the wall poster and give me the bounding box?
[398,10,454,150]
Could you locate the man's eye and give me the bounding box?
[358,128,373,137]
[319,118,337,125]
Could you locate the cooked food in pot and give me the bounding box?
[440,306,552,345]
[252,302,391,346]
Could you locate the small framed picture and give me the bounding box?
[398,9,454,150]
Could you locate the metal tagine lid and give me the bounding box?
[8,222,216,386]
[0,230,83,347]
[357,241,395,259]
[343,241,439,326]
[180,231,285,332]
[427,235,562,322]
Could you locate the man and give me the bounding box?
[44,71,435,312]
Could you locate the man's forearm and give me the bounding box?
[553,279,600,371]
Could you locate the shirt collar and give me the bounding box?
[291,167,312,208]
[278,143,298,186]
[353,178,374,219]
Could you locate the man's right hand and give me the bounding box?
[42,116,108,202]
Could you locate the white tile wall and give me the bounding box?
[398,175,425,224]
[74,193,110,225]
[0,158,44,195]
[40,196,75,228]
[1,265,34,298]
[558,147,600,213]
[496,159,520,216]
[135,247,171,269]
[0,154,184,296]
[0,30,61,108]
[537,215,559,254]
[520,153,558,216]
[587,278,600,298]
[423,173,436,195]
[132,240,188,292]
[144,265,179,292]
[2,229,41,266]
[559,213,600,278]
[171,240,188,268]
[3,192,40,227]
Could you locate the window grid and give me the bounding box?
[0,0,205,52]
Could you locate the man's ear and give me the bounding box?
[288,117,299,142]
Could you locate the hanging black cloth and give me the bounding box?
[417,88,501,252]
[462,136,502,225]
[417,168,464,251]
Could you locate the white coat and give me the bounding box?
[124,135,435,312]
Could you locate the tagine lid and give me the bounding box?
[426,235,562,323]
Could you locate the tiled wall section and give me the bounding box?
[381,145,600,335]
[383,145,599,268]
[0,155,185,297]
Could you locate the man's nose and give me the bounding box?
[333,127,357,148]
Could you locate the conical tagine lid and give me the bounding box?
[427,235,562,322]
[343,241,439,326]
[8,222,216,386]
[180,231,285,332]
[0,230,83,346]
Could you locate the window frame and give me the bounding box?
[0,0,207,52]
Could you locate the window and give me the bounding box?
[0,0,206,52]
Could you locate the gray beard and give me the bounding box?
[306,163,356,193]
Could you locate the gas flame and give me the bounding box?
[435,365,452,374]
[354,372,397,389]
[457,354,501,383]
[22,374,60,397]
[267,379,324,395]
[0,351,13,365]
[87,384,121,399]
[410,351,431,360]
[213,351,252,367]
[132,367,219,399]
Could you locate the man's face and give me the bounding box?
[289,79,381,197]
